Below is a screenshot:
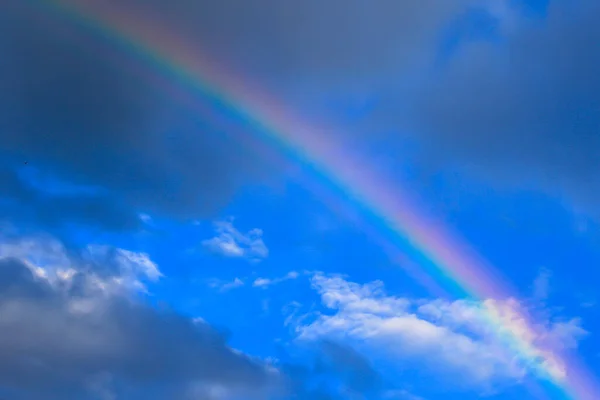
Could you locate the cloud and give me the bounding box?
[0,0,499,231]
[383,389,425,400]
[85,246,164,292]
[317,340,382,396]
[253,271,300,289]
[0,234,165,296]
[4,0,559,234]
[532,268,552,302]
[0,166,143,232]
[103,0,477,92]
[208,277,245,292]
[202,219,269,262]
[272,340,384,400]
[0,2,270,230]
[294,274,587,390]
[6,0,596,230]
[0,234,280,399]
[397,0,600,214]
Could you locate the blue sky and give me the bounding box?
[2,0,600,399]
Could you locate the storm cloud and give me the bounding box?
[317,340,382,396]
[1,1,270,229]
[4,0,598,226]
[401,0,600,213]
[0,0,485,230]
[126,0,475,86]
[0,237,279,399]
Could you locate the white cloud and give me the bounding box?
[546,319,588,350]
[253,271,300,289]
[202,219,269,262]
[581,300,596,309]
[532,268,551,301]
[383,389,425,400]
[224,277,245,290]
[294,274,587,388]
[209,277,245,292]
[209,270,301,292]
[139,213,153,225]
[0,234,162,295]
[261,299,270,315]
[108,247,162,281]
[0,235,71,275]
[253,278,272,288]
[84,246,162,294]
[283,301,305,328]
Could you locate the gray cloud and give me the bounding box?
[0,0,481,230]
[0,165,143,232]
[0,245,278,399]
[318,340,382,396]
[398,0,600,213]
[276,341,381,400]
[1,1,270,228]
[129,0,474,86]
[6,0,596,227]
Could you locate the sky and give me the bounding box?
[1,0,600,399]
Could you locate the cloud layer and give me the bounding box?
[4,0,600,229]
[118,0,476,88]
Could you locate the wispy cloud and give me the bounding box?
[202,219,269,262]
[207,269,302,293]
[208,277,246,292]
[294,274,587,389]
[89,246,163,281]
[253,271,300,289]
[383,389,425,400]
[532,268,552,302]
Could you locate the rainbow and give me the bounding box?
[23,0,600,398]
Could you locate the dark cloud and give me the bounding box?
[1,1,269,229]
[0,0,480,231]
[274,340,382,400]
[318,340,382,395]
[399,0,600,213]
[7,0,595,229]
[0,165,143,232]
[0,252,278,399]
[128,0,473,87]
